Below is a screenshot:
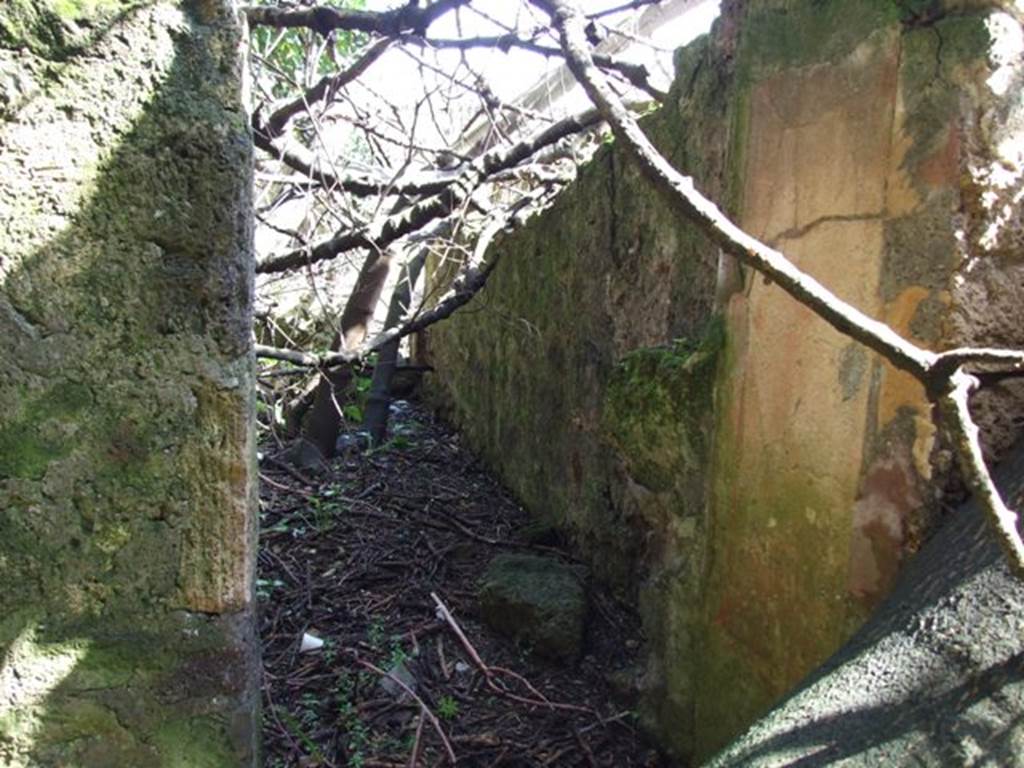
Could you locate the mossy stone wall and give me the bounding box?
[426,29,732,762]
[426,0,1023,763]
[0,1,258,765]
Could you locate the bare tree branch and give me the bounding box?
[253,131,460,197]
[414,34,667,101]
[256,106,608,274]
[245,0,469,37]
[257,38,392,140]
[586,0,663,21]
[533,0,1024,576]
[256,184,558,367]
[938,371,1024,571]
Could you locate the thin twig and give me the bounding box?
[355,657,458,765]
[430,592,595,714]
[407,708,426,768]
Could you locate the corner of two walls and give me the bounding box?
[704,1,1024,755]
[425,0,1024,763]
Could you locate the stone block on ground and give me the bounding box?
[478,554,586,662]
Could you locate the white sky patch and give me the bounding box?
[356,0,721,140]
[975,11,1024,251]
[986,11,1023,97]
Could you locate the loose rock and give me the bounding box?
[478,553,586,662]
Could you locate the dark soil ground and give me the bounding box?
[257,400,673,768]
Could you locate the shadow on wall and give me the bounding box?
[707,442,1024,767]
[0,1,257,765]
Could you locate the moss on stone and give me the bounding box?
[50,0,129,19]
[0,382,92,479]
[0,1,256,764]
[0,0,63,53]
[152,717,239,768]
[479,554,586,662]
[0,0,138,58]
[603,320,722,493]
[898,14,990,174]
[737,0,901,80]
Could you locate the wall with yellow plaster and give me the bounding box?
[699,2,1024,755]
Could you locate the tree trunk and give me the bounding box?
[302,248,393,458]
[363,250,427,444]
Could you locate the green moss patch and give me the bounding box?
[479,554,587,662]
[738,0,901,79]
[0,382,92,479]
[0,0,141,58]
[603,319,722,493]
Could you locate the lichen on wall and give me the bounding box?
[425,0,1023,763]
[0,1,258,765]
[699,0,1024,756]
[425,23,732,764]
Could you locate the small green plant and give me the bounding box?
[336,669,354,699]
[334,672,371,767]
[366,434,412,455]
[366,617,386,649]
[298,691,320,727]
[388,641,408,669]
[262,520,292,534]
[307,496,337,533]
[437,695,459,720]
[389,434,412,450]
[322,638,338,665]
[342,707,369,767]
[256,578,284,600]
[278,708,327,764]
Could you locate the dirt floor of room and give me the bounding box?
[257,400,674,767]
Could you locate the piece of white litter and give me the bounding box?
[300,632,324,653]
[454,661,470,675]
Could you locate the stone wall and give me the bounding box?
[424,0,1024,763]
[424,29,731,757]
[0,1,258,765]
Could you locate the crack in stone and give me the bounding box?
[768,211,886,246]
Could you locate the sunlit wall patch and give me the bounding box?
[0,624,90,748]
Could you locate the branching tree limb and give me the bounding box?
[255,182,559,370]
[413,34,667,101]
[255,106,609,274]
[245,0,469,38]
[532,0,1024,576]
[253,130,461,197]
[256,38,393,140]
